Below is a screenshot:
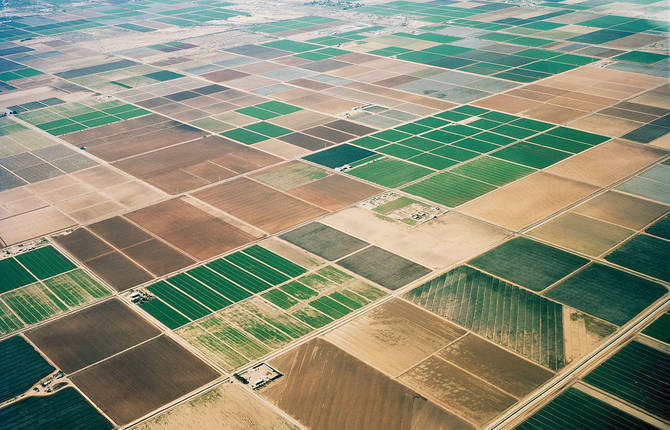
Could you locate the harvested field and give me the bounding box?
[263,338,474,430]
[249,161,328,191]
[572,191,669,230]
[438,334,554,398]
[125,198,259,260]
[279,222,368,260]
[0,206,75,246]
[459,172,598,231]
[338,246,431,290]
[322,208,508,269]
[123,239,195,276]
[134,382,299,430]
[26,299,160,373]
[545,263,667,326]
[324,299,464,376]
[85,251,153,291]
[53,228,112,261]
[399,355,516,426]
[193,178,326,234]
[289,174,383,211]
[71,335,220,426]
[88,216,152,249]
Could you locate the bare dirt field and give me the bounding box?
[322,208,509,269]
[437,334,554,398]
[562,307,617,365]
[258,237,324,270]
[324,299,464,376]
[193,178,327,234]
[134,382,299,430]
[263,338,474,430]
[545,140,668,187]
[26,298,160,373]
[0,206,75,246]
[123,239,195,276]
[399,356,516,427]
[84,251,153,291]
[54,228,112,261]
[572,190,669,230]
[460,172,599,231]
[289,174,383,211]
[71,335,220,426]
[125,198,260,260]
[89,216,152,249]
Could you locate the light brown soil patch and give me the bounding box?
[289,174,383,211]
[0,206,74,246]
[572,190,669,229]
[546,140,668,187]
[562,306,617,365]
[193,177,326,234]
[263,338,474,430]
[324,299,464,376]
[460,172,598,231]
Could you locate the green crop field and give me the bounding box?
[517,387,655,430]
[225,252,290,285]
[43,269,110,307]
[0,336,55,402]
[242,245,307,277]
[15,246,76,280]
[140,298,189,329]
[583,341,670,420]
[241,300,311,338]
[261,289,299,309]
[187,267,252,302]
[469,237,589,292]
[3,283,68,325]
[329,290,368,309]
[177,324,249,371]
[402,172,496,207]
[199,315,270,359]
[280,281,318,300]
[450,156,535,186]
[405,265,565,370]
[0,387,113,430]
[166,273,232,311]
[347,282,387,301]
[642,311,670,344]
[222,307,291,348]
[207,259,272,293]
[605,234,670,282]
[147,281,211,320]
[348,157,432,188]
[309,296,352,319]
[0,258,36,293]
[545,263,666,326]
[0,301,23,335]
[292,306,333,328]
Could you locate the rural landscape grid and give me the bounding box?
[0,0,668,428]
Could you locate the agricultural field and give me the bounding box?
[1,0,670,427]
[0,335,55,402]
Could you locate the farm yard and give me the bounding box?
[0,0,669,428]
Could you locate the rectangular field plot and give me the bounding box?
[186,267,252,303]
[176,324,250,372]
[338,246,431,290]
[544,263,666,326]
[643,311,670,344]
[468,237,588,292]
[347,157,432,188]
[14,246,76,280]
[146,281,212,320]
[71,335,220,426]
[0,336,55,403]
[402,172,495,207]
[0,387,113,430]
[242,245,307,277]
[3,283,68,325]
[0,257,36,293]
[0,301,23,335]
[42,269,110,308]
[27,299,160,373]
[517,387,656,430]
[224,252,290,285]
[405,265,566,370]
[207,259,273,293]
[166,274,232,311]
[139,298,190,330]
[605,234,670,282]
[583,341,670,420]
[280,222,368,261]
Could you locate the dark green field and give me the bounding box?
[605,234,670,282]
[405,265,565,370]
[338,246,431,290]
[544,263,666,326]
[583,341,670,420]
[517,387,656,430]
[0,336,55,402]
[469,237,589,291]
[14,246,76,280]
[0,258,36,293]
[280,222,368,260]
[0,388,113,430]
[643,311,670,344]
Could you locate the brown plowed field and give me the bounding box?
[263,338,474,430]
[123,239,195,276]
[399,356,516,426]
[437,334,554,398]
[289,174,382,211]
[84,251,153,291]
[62,114,171,145]
[26,298,160,373]
[125,198,260,260]
[324,299,464,376]
[54,228,112,261]
[113,136,280,194]
[193,178,327,234]
[71,335,220,426]
[89,216,152,249]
